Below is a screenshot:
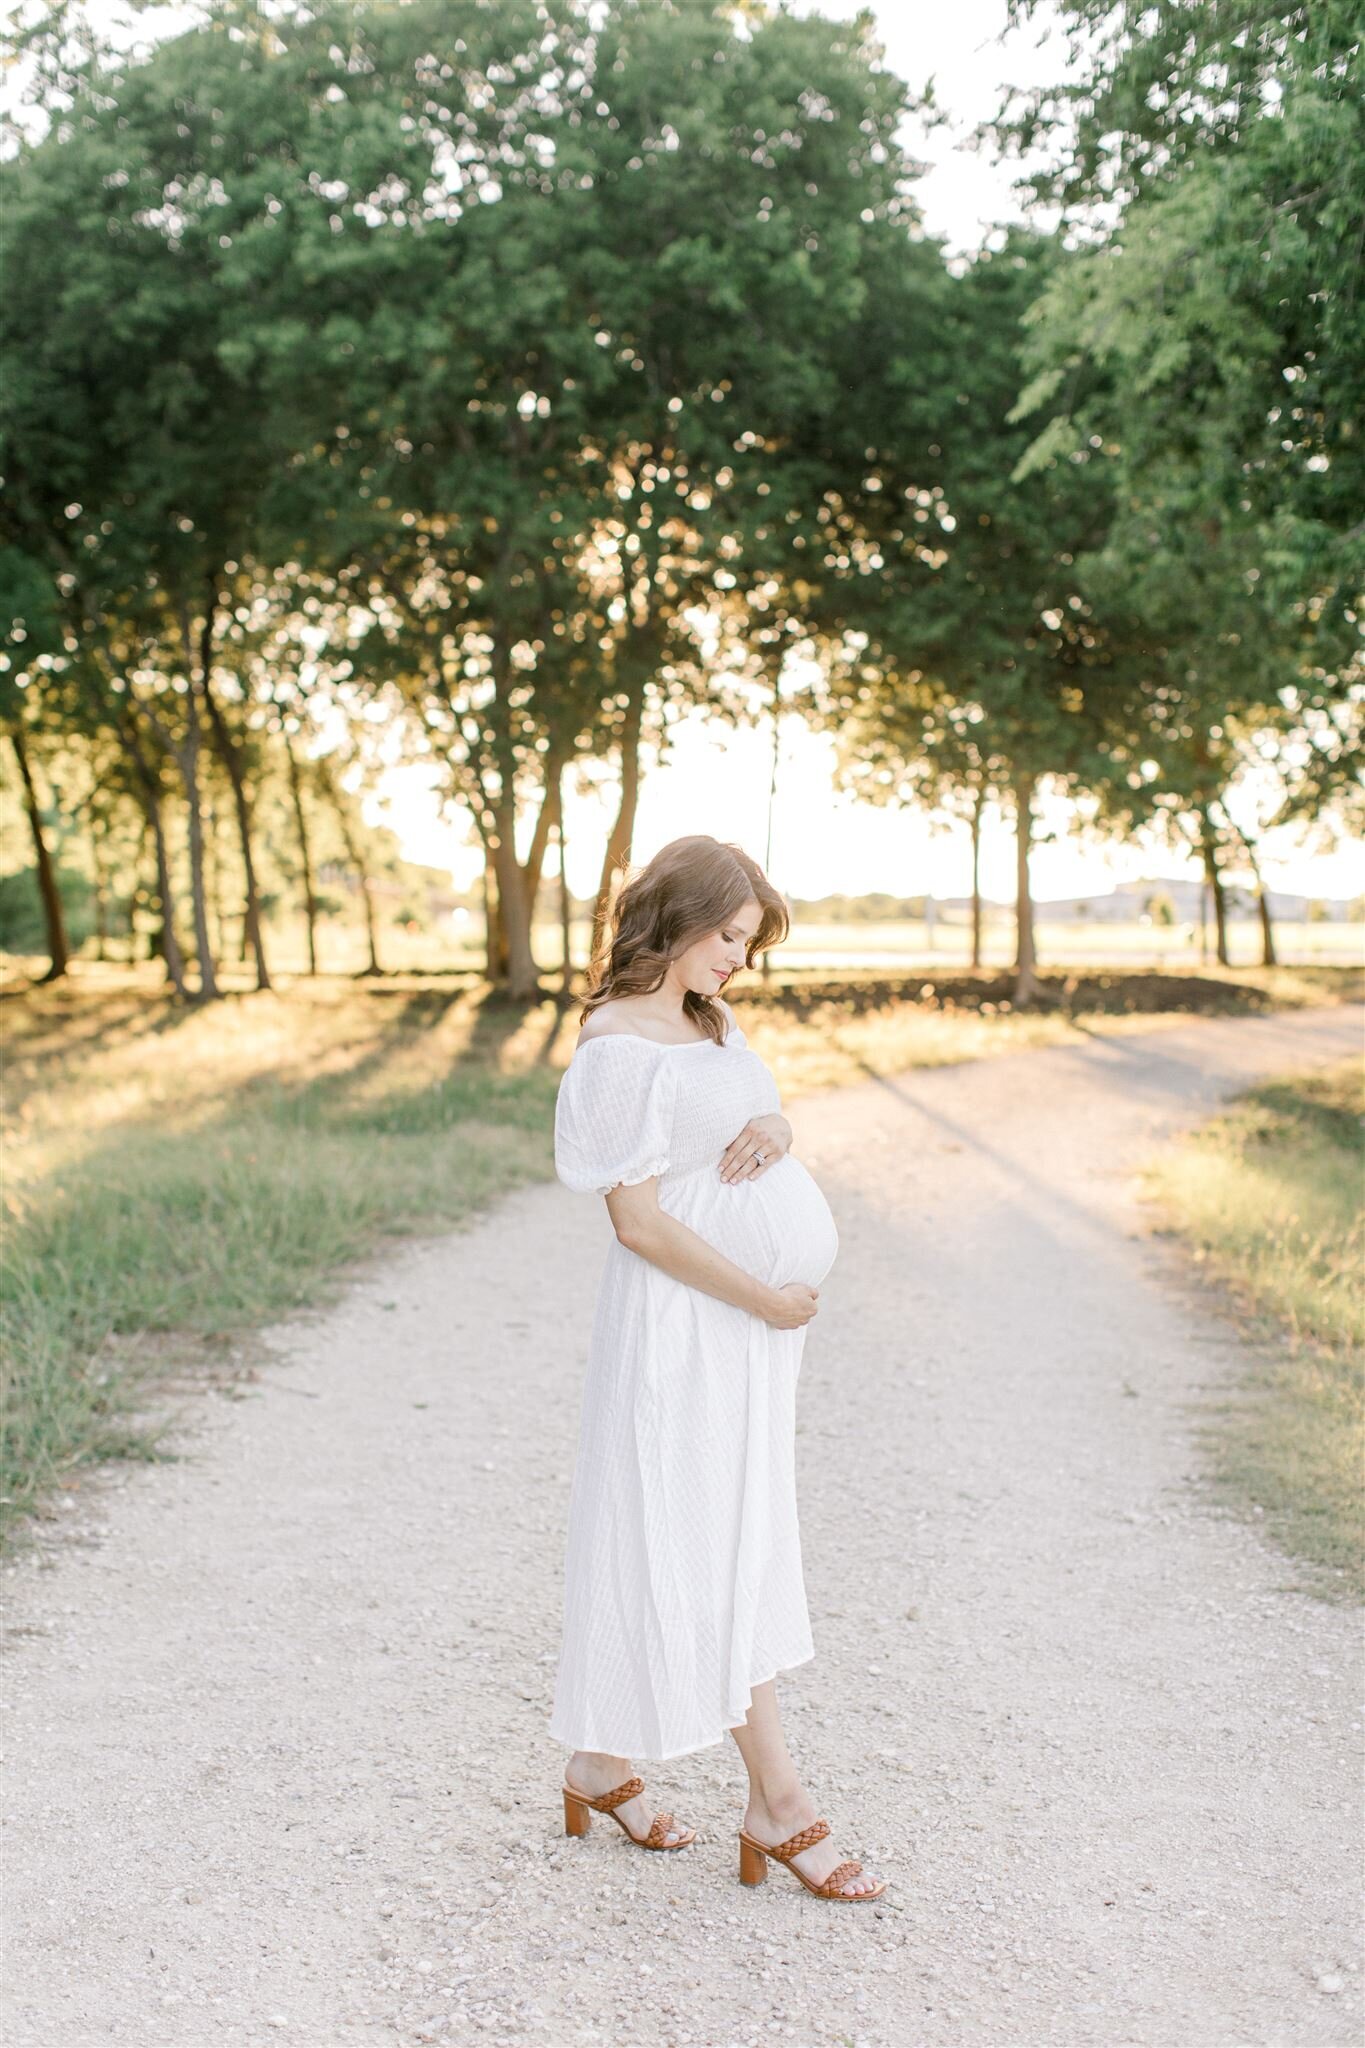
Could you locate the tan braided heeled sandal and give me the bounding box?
[737,1817,887,1901]
[562,1773,696,1851]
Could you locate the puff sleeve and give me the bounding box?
[554,1039,679,1195]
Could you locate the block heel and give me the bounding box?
[736,1820,886,1902]
[560,1774,696,1851]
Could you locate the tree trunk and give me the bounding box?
[9,729,70,980]
[120,707,189,1000]
[502,759,562,984]
[319,761,382,976]
[143,602,221,998]
[150,806,187,995]
[202,666,271,991]
[969,786,984,970]
[591,682,645,972]
[481,842,499,980]
[522,756,561,918]
[1012,770,1041,1006]
[183,682,219,999]
[1199,808,1229,967]
[762,656,782,987]
[283,727,318,976]
[357,872,382,976]
[1256,880,1276,969]
[1242,834,1277,968]
[538,769,566,979]
[89,803,109,964]
[130,815,150,965]
[490,798,541,999]
[204,795,224,963]
[476,641,542,994]
[557,771,572,992]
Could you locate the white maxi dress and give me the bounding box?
[549,1006,840,1760]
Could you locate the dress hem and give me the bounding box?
[548,1648,816,1764]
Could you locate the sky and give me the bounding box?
[11,3,1362,904]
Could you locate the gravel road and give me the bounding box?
[3,1003,1362,2048]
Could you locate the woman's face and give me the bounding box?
[672,898,763,997]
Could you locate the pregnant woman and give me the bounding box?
[550,834,886,1904]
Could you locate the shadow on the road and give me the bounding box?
[842,1008,1363,1248]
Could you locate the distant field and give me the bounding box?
[773,916,1363,974]
[9,912,1357,985]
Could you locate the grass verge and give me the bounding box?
[2,983,562,1543]
[1143,1058,1364,1601]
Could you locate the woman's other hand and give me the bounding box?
[760,1282,820,1329]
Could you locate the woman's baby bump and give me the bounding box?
[663,1152,839,1291]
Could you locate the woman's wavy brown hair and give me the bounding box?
[581,836,790,1046]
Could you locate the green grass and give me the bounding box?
[2,986,561,1539]
[1143,1059,1365,1600]
[2,960,1359,1551]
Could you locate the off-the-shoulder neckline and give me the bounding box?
[572,1027,741,1053]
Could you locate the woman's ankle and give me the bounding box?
[744,1774,808,1825]
[569,1749,631,1788]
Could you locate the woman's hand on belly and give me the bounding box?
[759,1281,821,1329]
[718,1111,791,1184]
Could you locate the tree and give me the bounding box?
[1003,1,1365,944]
[802,232,1138,1003]
[247,0,934,993]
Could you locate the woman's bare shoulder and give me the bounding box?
[575,999,647,1048]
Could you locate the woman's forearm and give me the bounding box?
[616,1208,777,1318]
